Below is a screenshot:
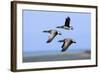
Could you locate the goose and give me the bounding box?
[56,17,73,30]
[43,30,62,43]
[58,38,76,52]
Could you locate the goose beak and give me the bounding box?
[73,41,76,43]
[58,31,62,35]
[58,33,62,35]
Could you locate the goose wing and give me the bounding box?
[64,17,70,27]
[61,40,71,52]
[47,32,57,43]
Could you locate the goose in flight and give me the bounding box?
[58,38,76,52]
[56,17,73,30]
[43,30,62,43]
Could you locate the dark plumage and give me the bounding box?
[56,17,73,30]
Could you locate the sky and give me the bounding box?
[22,10,91,53]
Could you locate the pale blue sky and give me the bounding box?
[22,10,91,53]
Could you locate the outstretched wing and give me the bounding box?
[61,40,71,52]
[43,30,50,33]
[64,17,70,27]
[61,42,66,52]
[47,33,57,43]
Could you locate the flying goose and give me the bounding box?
[43,30,62,43]
[56,17,73,30]
[58,38,76,52]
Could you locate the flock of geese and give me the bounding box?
[43,17,76,52]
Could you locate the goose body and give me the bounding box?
[58,38,76,52]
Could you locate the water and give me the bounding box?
[23,50,91,62]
